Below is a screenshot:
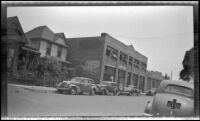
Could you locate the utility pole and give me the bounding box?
[171,70,173,80]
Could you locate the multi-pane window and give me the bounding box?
[120,52,128,64]
[57,46,62,58]
[129,56,133,65]
[46,42,51,55]
[106,46,118,59]
[141,62,147,71]
[134,59,140,68]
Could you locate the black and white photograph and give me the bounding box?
[1,1,199,120]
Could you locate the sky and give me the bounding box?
[7,6,194,80]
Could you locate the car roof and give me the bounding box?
[72,77,93,80]
[156,80,194,93]
[102,81,117,83]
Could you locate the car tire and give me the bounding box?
[70,87,77,95]
[102,90,107,95]
[129,92,133,96]
[113,90,118,96]
[90,89,95,96]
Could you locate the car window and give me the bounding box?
[88,80,94,84]
[164,85,193,97]
[71,77,82,82]
[82,79,88,84]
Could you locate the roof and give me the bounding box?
[156,80,194,93]
[7,16,28,44]
[26,26,68,47]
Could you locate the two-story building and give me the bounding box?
[68,33,148,91]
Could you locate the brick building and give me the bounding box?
[68,33,148,91]
[145,70,165,92]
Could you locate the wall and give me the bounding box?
[68,36,104,83]
[39,40,47,57]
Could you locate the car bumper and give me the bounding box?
[143,113,153,117]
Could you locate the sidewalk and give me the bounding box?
[8,83,57,94]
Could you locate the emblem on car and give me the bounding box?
[167,99,181,115]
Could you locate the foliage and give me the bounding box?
[37,56,69,87]
[179,48,194,82]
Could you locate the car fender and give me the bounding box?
[144,100,153,115]
[101,87,109,94]
[91,86,98,93]
[69,84,80,93]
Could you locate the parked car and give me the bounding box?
[97,81,119,96]
[143,80,194,116]
[118,85,141,96]
[145,88,157,96]
[56,77,98,95]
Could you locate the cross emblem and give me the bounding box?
[167,99,181,115]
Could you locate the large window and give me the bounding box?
[134,59,140,69]
[132,73,138,88]
[57,46,62,58]
[103,66,116,82]
[106,46,118,59]
[129,56,133,65]
[120,52,128,64]
[141,62,147,71]
[46,42,51,55]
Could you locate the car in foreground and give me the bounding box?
[143,80,194,116]
[145,88,157,96]
[118,85,141,96]
[97,81,119,96]
[56,77,98,95]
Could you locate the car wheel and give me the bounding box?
[102,90,107,95]
[70,87,77,95]
[63,90,68,95]
[129,92,133,96]
[90,89,95,96]
[113,90,118,96]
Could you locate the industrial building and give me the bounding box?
[68,33,148,91]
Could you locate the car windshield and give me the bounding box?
[102,82,116,86]
[164,85,193,97]
[71,77,82,82]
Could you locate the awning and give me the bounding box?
[21,46,41,54]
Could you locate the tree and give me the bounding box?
[179,48,194,82]
[37,56,69,87]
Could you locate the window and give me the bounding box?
[165,85,193,97]
[57,46,62,58]
[106,48,111,56]
[120,52,128,64]
[129,57,133,65]
[106,46,118,59]
[141,62,147,71]
[134,59,140,68]
[46,42,51,55]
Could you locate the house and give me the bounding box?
[25,26,70,65]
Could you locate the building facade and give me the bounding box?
[68,33,148,91]
[145,70,165,92]
[25,26,71,65]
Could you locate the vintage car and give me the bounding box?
[56,77,98,95]
[118,85,141,96]
[143,80,194,116]
[145,88,157,96]
[97,81,119,96]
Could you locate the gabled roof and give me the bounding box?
[54,33,69,45]
[7,16,28,44]
[26,25,55,41]
[26,26,68,47]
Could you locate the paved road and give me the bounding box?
[8,84,153,116]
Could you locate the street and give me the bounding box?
[8,84,153,116]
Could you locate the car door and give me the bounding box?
[81,79,91,93]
